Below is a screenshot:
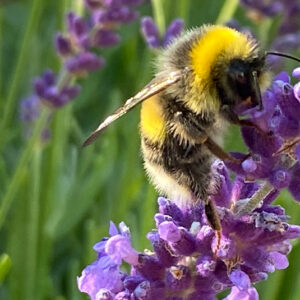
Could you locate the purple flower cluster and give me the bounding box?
[78,160,300,299]
[227,70,300,202]
[77,67,300,299]
[20,0,144,132]
[141,17,184,48]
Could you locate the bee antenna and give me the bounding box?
[266,51,300,63]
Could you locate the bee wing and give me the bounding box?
[82,70,183,146]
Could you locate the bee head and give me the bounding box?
[215,53,267,111]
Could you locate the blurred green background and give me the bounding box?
[0,0,300,299]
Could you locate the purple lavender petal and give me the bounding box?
[187,291,217,300]
[229,270,250,290]
[109,221,119,236]
[33,77,47,98]
[196,225,214,254]
[133,281,151,299]
[269,169,291,189]
[158,221,181,242]
[196,255,216,277]
[123,275,144,292]
[294,82,300,102]
[141,17,160,48]
[224,286,258,300]
[54,33,72,56]
[241,127,282,158]
[269,251,289,269]
[66,52,105,73]
[115,291,131,300]
[165,265,191,291]
[212,235,236,260]
[273,72,290,82]
[242,248,275,273]
[20,95,40,124]
[292,67,300,79]
[105,234,139,265]
[42,69,56,86]
[158,197,186,225]
[77,256,123,299]
[147,231,178,267]
[73,16,89,38]
[95,6,137,24]
[288,162,300,202]
[61,84,81,101]
[276,81,300,121]
[135,254,165,280]
[211,161,232,208]
[163,18,184,47]
[94,29,121,47]
[242,158,257,173]
[95,289,115,300]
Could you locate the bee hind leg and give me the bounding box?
[204,199,222,258]
[204,137,250,164]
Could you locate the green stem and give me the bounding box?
[0,0,41,147]
[151,0,166,35]
[24,146,42,300]
[177,0,190,24]
[0,7,3,109]
[0,108,48,229]
[215,0,239,25]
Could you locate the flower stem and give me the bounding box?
[215,0,239,25]
[0,108,49,229]
[24,146,42,300]
[236,155,297,216]
[151,0,166,36]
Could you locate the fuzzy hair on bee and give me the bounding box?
[83,24,273,236]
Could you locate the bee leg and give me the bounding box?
[204,199,222,257]
[204,137,243,164]
[221,105,266,135]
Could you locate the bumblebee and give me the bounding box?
[83,24,294,236]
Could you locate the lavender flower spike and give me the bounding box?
[78,160,300,299]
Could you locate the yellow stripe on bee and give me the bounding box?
[190,25,253,82]
[186,25,255,115]
[140,95,166,143]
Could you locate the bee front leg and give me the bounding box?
[221,105,265,135]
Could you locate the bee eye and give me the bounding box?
[236,72,246,84]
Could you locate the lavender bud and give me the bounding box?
[141,17,160,48]
[54,33,72,56]
[66,52,105,74]
[163,18,184,47]
[294,82,300,102]
[269,169,291,189]
[292,67,300,79]
[20,95,40,122]
[242,158,257,173]
[94,29,121,47]
[42,69,56,86]
[33,77,47,98]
